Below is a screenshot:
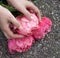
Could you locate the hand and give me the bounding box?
[0,5,24,39]
[7,0,41,22]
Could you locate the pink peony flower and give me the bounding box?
[8,13,52,54]
[8,36,35,54]
[15,13,39,35]
[32,17,52,39]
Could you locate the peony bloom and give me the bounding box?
[32,17,52,39]
[8,36,34,54]
[8,13,52,54]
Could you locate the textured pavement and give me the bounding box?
[0,0,60,58]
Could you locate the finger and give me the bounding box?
[3,23,24,39]
[27,2,41,22]
[3,31,9,39]
[9,15,20,28]
[19,7,34,20]
[3,31,24,39]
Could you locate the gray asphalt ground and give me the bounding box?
[0,0,60,58]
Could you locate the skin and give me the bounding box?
[0,0,41,39]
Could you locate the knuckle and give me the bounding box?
[36,7,39,11]
[29,1,34,6]
[36,9,40,13]
[30,1,33,4]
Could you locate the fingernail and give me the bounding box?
[31,16,34,20]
